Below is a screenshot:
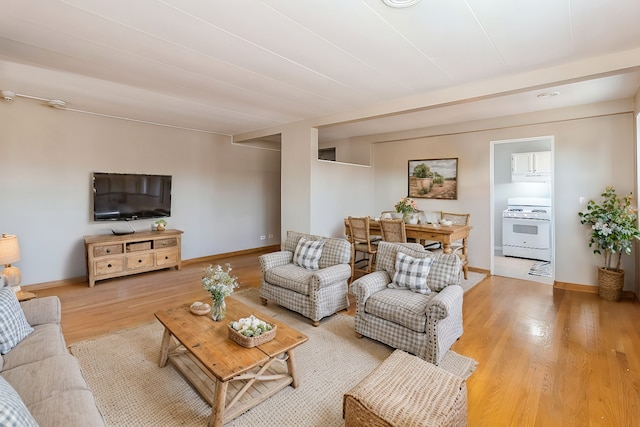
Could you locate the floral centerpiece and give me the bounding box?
[395,196,418,222]
[202,263,239,321]
[578,186,640,300]
[395,196,418,214]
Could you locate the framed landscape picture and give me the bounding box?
[408,158,458,200]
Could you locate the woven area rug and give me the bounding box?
[528,261,552,277]
[70,289,477,427]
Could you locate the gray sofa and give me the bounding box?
[0,294,105,426]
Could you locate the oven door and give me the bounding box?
[502,217,551,261]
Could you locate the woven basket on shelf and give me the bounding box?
[598,267,624,301]
[228,324,277,348]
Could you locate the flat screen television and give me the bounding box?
[92,172,172,221]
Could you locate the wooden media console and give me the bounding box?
[84,229,183,287]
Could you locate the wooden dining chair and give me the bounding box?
[347,216,378,281]
[379,219,407,243]
[441,212,471,279]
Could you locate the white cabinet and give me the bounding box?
[511,151,551,182]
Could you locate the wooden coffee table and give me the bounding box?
[155,298,308,427]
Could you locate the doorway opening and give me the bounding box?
[490,136,555,284]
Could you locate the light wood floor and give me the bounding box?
[35,250,640,426]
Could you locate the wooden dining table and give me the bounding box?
[344,218,472,256]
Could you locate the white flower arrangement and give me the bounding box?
[202,263,239,302]
[229,314,273,337]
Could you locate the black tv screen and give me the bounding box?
[92,172,172,221]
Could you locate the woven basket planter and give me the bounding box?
[228,324,277,348]
[598,267,624,301]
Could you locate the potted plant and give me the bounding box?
[578,186,640,300]
[154,219,167,231]
[412,163,433,194]
[395,196,418,223]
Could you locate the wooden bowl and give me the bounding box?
[190,302,211,316]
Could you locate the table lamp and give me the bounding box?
[0,234,22,293]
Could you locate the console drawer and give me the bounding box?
[156,249,178,266]
[126,253,155,270]
[155,238,177,248]
[95,257,124,276]
[127,241,152,252]
[93,244,123,257]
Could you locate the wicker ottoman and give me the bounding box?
[343,350,467,427]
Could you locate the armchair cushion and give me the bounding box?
[265,264,315,295]
[284,231,350,268]
[365,289,433,333]
[389,251,433,295]
[293,237,325,270]
[375,242,461,291]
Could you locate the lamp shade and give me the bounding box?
[0,234,20,265]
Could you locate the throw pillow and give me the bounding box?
[0,287,34,355]
[0,376,39,427]
[389,251,433,295]
[293,237,325,270]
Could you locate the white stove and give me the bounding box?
[502,197,551,261]
[503,197,552,220]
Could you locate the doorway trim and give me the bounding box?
[490,135,555,282]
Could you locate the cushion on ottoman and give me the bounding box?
[343,349,467,427]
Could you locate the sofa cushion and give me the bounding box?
[20,296,61,326]
[389,251,433,295]
[365,288,432,333]
[1,323,68,371]
[264,264,314,295]
[29,389,105,427]
[0,375,38,427]
[293,237,324,270]
[0,288,34,355]
[2,353,91,407]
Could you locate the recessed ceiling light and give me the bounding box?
[537,91,560,98]
[382,0,423,8]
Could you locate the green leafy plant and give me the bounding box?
[154,219,167,226]
[578,186,640,272]
[412,163,433,179]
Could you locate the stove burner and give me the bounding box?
[532,209,547,213]
[508,208,523,212]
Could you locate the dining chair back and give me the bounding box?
[441,212,470,226]
[347,216,378,281]
[379,219,407,243]
[440,212,471,279]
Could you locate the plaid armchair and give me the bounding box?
[259,231,352,326]
[350,241,463,365]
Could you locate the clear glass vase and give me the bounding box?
[211,298,226,321]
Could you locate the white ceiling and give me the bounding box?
[1,0,640,142]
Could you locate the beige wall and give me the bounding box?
[368,104,636,290]
[3,89,638,292]
[0,100,281,286]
